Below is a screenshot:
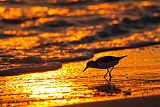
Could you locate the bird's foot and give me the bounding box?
[109,76,113,78]
[103,75,106,79]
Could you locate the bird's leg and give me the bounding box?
[109,67,114,78]
[109,77,112,82]
[103,69,109,79]
[105,78,110,84]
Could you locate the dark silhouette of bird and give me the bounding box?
[83,55,127,80]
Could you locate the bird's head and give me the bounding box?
[83,60,96,72]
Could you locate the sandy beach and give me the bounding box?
[58,45,160,107]
[0,0,160,106]
[62,95,160,107]
[1,45,160,107]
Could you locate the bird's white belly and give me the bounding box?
[97,60,119,69]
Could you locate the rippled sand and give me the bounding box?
[0,45,160,106]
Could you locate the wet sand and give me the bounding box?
[1,45,160,107]
[0,0,160,106]
[62,95,160,107]
[60,45,160,107]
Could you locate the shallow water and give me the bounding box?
[1,45,160,106]
[0,0,160,106]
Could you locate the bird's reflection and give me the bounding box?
[94,82,121,95]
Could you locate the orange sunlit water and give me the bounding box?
[0,1,153,20]
[0,37,39,49]
[1,46,160,107]
[0,0,160,106]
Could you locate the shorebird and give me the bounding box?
[83,55,127,79]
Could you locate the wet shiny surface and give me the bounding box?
[0,0,160,62]
[1,46,160,106]
[0,0,160,106]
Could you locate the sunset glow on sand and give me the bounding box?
[0,0,160,107]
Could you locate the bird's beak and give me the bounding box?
[83,67,88,72]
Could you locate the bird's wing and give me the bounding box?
[96,56,116,62]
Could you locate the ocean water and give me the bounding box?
[0,0,160,106]
[0,0,160,64]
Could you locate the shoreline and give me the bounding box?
[0,45,160,107]
[62,95,160,107]
[0,62,62,76]
[1,44,159,77]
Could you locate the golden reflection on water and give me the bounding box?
[136,1,152,7]
[0,23,103,59]
[21,17,57,27]
[0,37,39,49]
[0,6,69,20]
[2,30,36,36]
[65,26,100,41]
[72,28,160,50]
[34,25,101,43]
[0,23,100,52]
[1,46,160,107]
[0,1,153,20]
[0,0,160,106]
[1,62,95,106]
